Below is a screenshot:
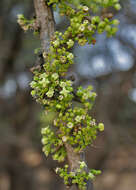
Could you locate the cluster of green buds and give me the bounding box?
[56,162,101,190]
[18,0,121,189]
[30,72,74,111]
[41,125,66,162]
[48,0,121,13]
[17,14,35,32]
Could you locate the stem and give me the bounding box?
[33,1,93,189]
[34,0,55,52]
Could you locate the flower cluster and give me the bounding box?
[17,14,35,32]
[56,162,101,190]
[30,72,74,111]
[48,0,121,12]
[41,125,66,162]
[54,106,100,152]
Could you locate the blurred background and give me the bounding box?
[0,0,136,190]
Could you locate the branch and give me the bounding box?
[33,1,94,190]
[34,0,55,52]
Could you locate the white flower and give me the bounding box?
[79,25,85,32]
[41,127,49,134]
[60,88,69,97]
[42,99,48,105]
[62,136,67,142]
[75,115,82,122]
[67,122,74,129]
[41,137,48,144]
[55,167,60,173]
[43,52,47,59]
[83,20,89,25]
[40,73,48,79]
[83,6,89,12]
[59,95,64,100]
[52,73,59,80]
[39,78,50,87]
[46,88,54,97]
[30,81,36,88]
[67,39,74,48]
[60,81,66,88]
[90,120,96,126]
[79,161,87,168]
[67,53,74,60]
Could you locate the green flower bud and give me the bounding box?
[105,25,112,32]
[31,90,36,96]
[92,16,100,24]
[46,88,54,97]
[98,21,106,28]
[88,172,95,179]
[53,40,60,48]
[78,38,87,46]
[98,123,104,131]
[114,3,121,10]
[56,104,61,109]
[112,19,120,26]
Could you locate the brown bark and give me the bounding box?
[33,1,93,189]
[34,0,55,52]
